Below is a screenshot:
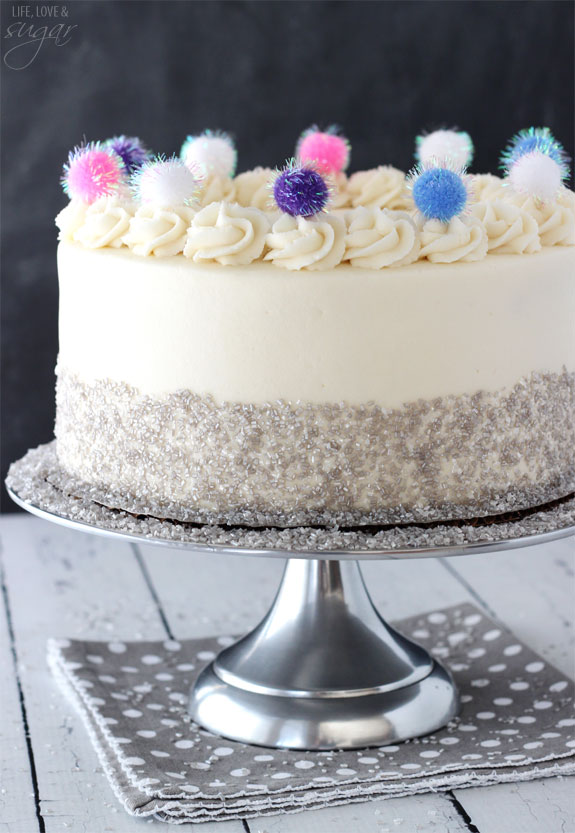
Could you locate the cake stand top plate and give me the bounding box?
[6,446,575,560]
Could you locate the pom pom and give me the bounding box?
[296,125,350,175]
[61,142,125,203]
[507,150,566,202]
[180,130,237,178]
[500,126,569,173]
[416,129,474,168]
[272,161,330,216]
[409,162,469,222]
[131,155,203,206]
[105,135,150,174]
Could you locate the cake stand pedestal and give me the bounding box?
[7,479,575,750]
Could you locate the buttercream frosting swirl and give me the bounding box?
[470,174,507,203]
[233,168,273,210]
[500,188,575,246]
[331,172,351,209]
[123,205,195,256]
[183,201,270,265]
[347,166,412,210]
[199,174,236,206]
[343,207,420,268]
[471,200,541,254]
[264,213,346,270]
[418,216,488,263]
[56,200,89,242]
[71,195,135,249]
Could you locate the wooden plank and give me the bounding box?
[0,538,40,833]
[443,538,575,677]
[0,516,243,833]
[456,777,575,833]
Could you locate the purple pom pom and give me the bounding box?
[106,135,150,174]
[272,162,329,216]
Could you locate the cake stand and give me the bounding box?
[8,475,575,752]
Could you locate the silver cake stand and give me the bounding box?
[7,475,575,752]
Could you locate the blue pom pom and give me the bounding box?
[412,167,468,222]
[273,163,329,216]
[500,127,569,174]
[105,136,150,174]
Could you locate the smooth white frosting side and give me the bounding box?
[58,243,575,407]
[264,213,346,270]
[348,166,412,210]
[183,201,270,265]
[471,201,541,254]
[418,216,488,263]
[123,206,196,256]
[343,208,420,268]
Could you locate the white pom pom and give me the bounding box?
[417,130,473,168]
[181,133,237,179]
[507,151,564,201]
[136,158,202,206]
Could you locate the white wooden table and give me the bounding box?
[1,513,574,833]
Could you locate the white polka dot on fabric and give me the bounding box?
[525,661,545,673]
[510,681,529,691]
[113,737,131,744]
[557,719,575,727]
[98,675,116,684]
[168,693,187,704]
[336,768,357,776]
[505,754,525,762]
[470,678,490,687]
[566,740,575,748]
[500,729,519,735]
[462,754,482,760]
[253,754,274,762]
[450,663,469,673]
[197,651,216,661]
[493,697,513,706]
[419,750,441,758]
[213,747,234,757]
[165,771,186,779]
[271,772,292,780]
[447,632,467,647]
[533,700,553,710]
[140,778,160,786]
[460,694,473,703]
[427,612,447,624]
[161,719,178,728]
[464,614,482,626]
[137,730,157,739]
[503,645,522,656]
[174,740,194,749]
[358,757,378,765]
[483,629,502,641]
[294,760,315,769]
[549,681,568,692]
[440,737,460,745]
[379,746,399,752]
[400,763,421,770]
[517,716,536,724]
[124,757,145,766]
[122,709,142,718]
[540,732,561,738]
[108,642,127,654]
[181,785,200,793]
[133,683,152,694]
[102,717,118,725]
[459,724,478,732]
[217,636,235,647]
[412,629,430,640]
[155,673,174,682]
[176,663,195,672]
[476,712,495,720]
[86,654,103,664]
[150,750,170,758]
[141,654,162,665]
[523,741,543,749]
[480,740,500,748]
[121,666,138,673]
[230,768,250,777]
[146,703,164,711]
[488,664,507,673]
[163,640,181,651]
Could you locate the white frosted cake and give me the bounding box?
[52,128,575,525]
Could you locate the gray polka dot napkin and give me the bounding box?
[47,603,575,824]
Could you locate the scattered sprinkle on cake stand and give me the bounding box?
[7,445,575,751]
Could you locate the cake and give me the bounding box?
[52,128,575,526]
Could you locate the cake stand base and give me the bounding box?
[190,559,458,749]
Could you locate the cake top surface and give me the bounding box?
[56,126,575,269]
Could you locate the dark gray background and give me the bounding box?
[2,0,574,512]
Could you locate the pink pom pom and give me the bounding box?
[296,128,350,175]
[62,143,124,203]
